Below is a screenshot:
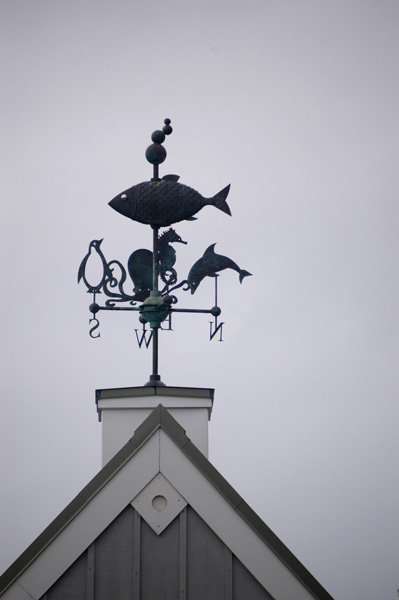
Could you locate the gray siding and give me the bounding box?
[94,506,134,600]
[141,510,180,598]
[44,506,273,600]
[44,552,87,600]
[187,508,228,599]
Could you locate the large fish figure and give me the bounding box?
[187,243,252,294]
[109,174,231,227]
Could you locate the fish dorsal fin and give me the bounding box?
[162,174,180,182]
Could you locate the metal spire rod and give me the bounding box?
[148,224,162,385]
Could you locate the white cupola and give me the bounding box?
[96,385,214,465]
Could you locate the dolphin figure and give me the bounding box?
[187,244,252,294]
[109,175,231,227]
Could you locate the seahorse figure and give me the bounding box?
[157,228,187,287]
[128,228,186,299]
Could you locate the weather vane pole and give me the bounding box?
[78,118,252,385]
[144,118,173,384]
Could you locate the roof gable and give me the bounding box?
[45,505,273,600]
[0,405,334,600]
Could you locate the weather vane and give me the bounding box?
[78,119,251,385]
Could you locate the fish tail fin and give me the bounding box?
[212,184,231,216]
[239,269,252,284]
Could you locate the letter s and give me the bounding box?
[89,317,101,339]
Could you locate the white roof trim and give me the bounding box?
[2,432,160,600]
[160,430,315,600]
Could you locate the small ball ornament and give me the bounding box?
[210,306,221,317]
[145,143,167,165]
[163,118,173,135]
[151,129,166,144]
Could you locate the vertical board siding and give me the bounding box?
[186,507,227,600]
[41,505,273,599]
[140,512,180,599]
[225,547,233,600]
[179,508,187,600]
[86,544,95,600]
[94,506,134,600]
[46,551,87,600]
[233,555,275,600]
[133,509,141,600]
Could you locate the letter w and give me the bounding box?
[135,328,153,348]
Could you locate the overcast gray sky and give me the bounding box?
[1,2,398,599]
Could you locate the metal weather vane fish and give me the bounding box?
[109,177,231,227]
[108,119,231,227]
[78,118,252,385]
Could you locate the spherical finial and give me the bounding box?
[163,119,173,135]
[163,118,173,135]
[151,129,166,144]
[145,119,172,167]
[145,143,167,165]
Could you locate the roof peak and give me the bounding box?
[0,405,334,600]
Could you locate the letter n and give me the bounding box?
[209,321,224,342]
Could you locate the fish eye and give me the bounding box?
[121,194,127,201]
